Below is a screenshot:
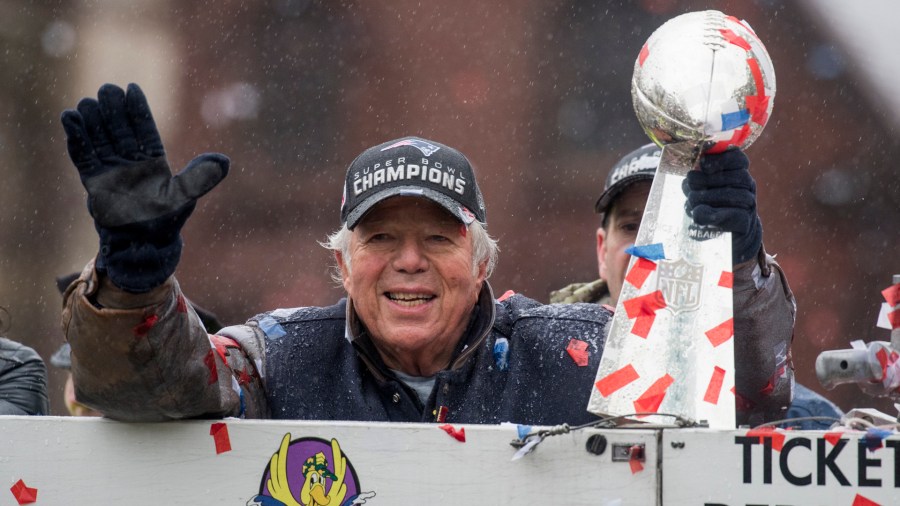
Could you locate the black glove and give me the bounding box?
[61,83,229,293]
[683,149,762,264]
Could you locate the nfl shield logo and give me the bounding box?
[656,258,704,314]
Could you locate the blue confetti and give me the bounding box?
[257,315,286,339]
[720,109,751,131]
[864,428,893,451]
[517,424,533,440]
[493,337,509,372]
[625,243,666,260]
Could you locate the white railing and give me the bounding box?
[1,417,895,505]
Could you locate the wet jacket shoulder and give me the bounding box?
[0,337,49,415]
[489,292,611,425]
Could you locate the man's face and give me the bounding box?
[337,196,486,376]
[597,181,651,307]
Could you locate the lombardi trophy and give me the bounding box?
[587,10,776,428]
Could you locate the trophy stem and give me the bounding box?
[588,142,736,429]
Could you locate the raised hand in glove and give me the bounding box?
[684,149,762,265]
[61,83,229,293]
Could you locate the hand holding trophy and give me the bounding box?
[588,10,775,428]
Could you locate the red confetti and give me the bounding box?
[595,364,640,397]
[209,334,239,363]
[708,125,752,154]
[719,28,752,51]
[759,378,775,396]
[204,349,218,385]
[623,290,666,318]
[435,405,449,423]
[210,422,232,454]
[703,366,727,405]
[633,374,674,414]
[748,57,765,94]
[823,432,844,446]
[238,368,252,386]
[629,445,644,474]
[889,310,900,330]
[852,494,881,506]
[876,347,890,380]
[745,59,770,125]
[623,290,667,338]
[631,314,657,339]
[726,16,758,40]
[625,258,657,289]
[745,93,770,127]
[705,318,734,347]
[638,43,649,66]
[883,283,900,306]
[176,294,188,313]
[566,339,589,367]
[717,271,733,288]
[438,424,466,442]
[629,458,644,474]
[132,313,159,337]
[745,427,785,452]
[497,290,515,302]
[10,479,37,505]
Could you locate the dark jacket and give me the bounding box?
[262,287,609,425]
[0,337,49,415]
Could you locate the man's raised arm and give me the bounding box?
[59,83,265,421]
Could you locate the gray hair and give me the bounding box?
[322,221,499,285]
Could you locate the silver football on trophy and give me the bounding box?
[632,10,776,153]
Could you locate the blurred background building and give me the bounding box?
[0,0,896,416]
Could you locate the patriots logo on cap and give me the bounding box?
[381,138,442,157]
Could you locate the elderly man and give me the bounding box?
[60,84,789,426]
[551,143,840,428]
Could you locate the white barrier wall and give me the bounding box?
[1,417,658,505]
[3,417,898,505]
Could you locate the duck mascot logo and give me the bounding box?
[248,433,376,506]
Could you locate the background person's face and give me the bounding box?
[597,181,651,306]
[338,197,486,376]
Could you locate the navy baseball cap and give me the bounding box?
[340,137,486,229]
[594,143,661,214]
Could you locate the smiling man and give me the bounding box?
[59,84,791,425]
